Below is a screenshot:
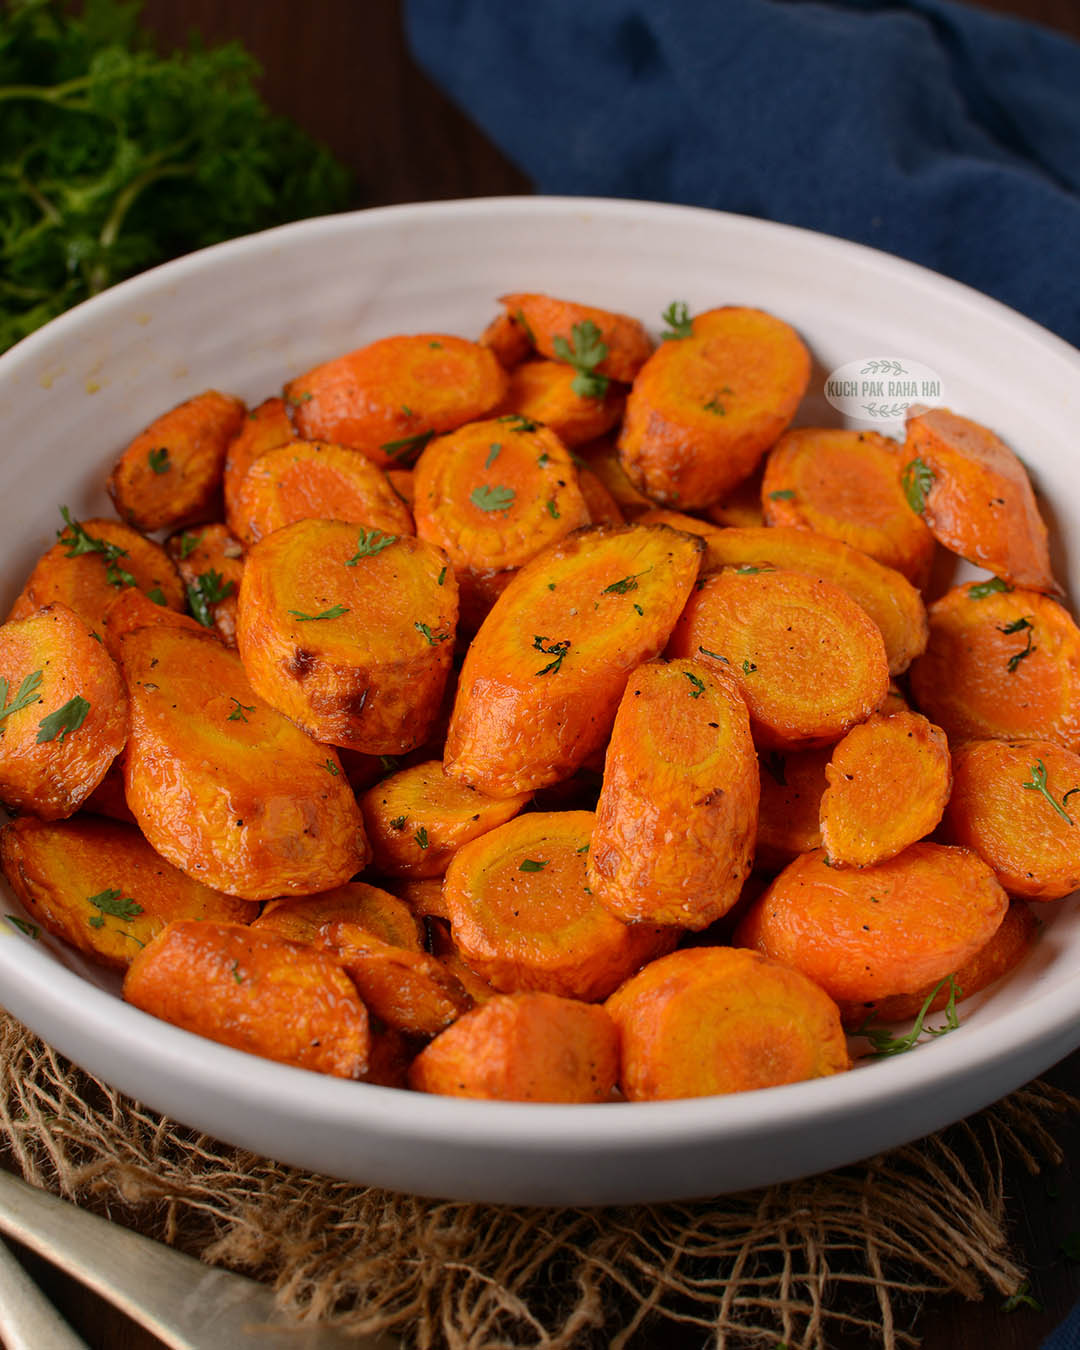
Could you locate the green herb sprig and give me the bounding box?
[660,301,693,340]
[187,569,234,626]
[860,974,962,1057]
[551,320,609,399]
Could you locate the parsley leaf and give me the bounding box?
[860,974,962,1057]
[380,430,434,465]
[1022,759,1074,825]
[519,858,548,872]
[6,914,39,939]
[533,635,570,676]
[414,826,429,849]
[85,886,142,930]
[389,815,407,831]
[551,320,610,399]
[346,528,397,563]
[36,695,90,744]
[660,301,693,340]
[187,569,234,626]
[769,489,795,501]
[484,443,502,469]
[901,457,935,515]
[0,669,43,729]
[969,576,1011,599]
[227,697,255,723]
[323,759,339,776]
[289,604,349,622]
[497,413,541,433]
[685,671,705,698]
[414,621,451,645]
[1003,621,1036,673]
[146,587,166,606]
[177,532,203,560]
[602,569,651,596]
[147,447,170,475]
[58,507,135,587]
[470,483,515,513]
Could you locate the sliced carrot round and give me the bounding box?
[667,568,889,749]
[102,586,206,660]
[605,946,849,1101]
[735,843,1009,1004]
[443,810,675,1002]
[762,428,935,588]
[497,359,625,447]
[499,292,653,384]
[577,466,624,525]
[576,438,655,518]
[617,306,810,509]
[223,396,295,527]
[755,744,831,870]
[284,334,508,470]
[479,310,532,368]
[254,881,423,951]
[909,583,1080,750]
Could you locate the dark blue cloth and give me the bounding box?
[405,0,1080,349]
[1043,1299,1080,1350]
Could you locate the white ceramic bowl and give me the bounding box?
[1,198,1079,1206]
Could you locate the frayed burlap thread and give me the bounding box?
[0,1010,1073,1350]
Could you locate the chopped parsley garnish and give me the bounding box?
[437,566,447,586]
[633,603,644,615]
[999,616,1032,635]
[389,816,407,831]
[323,759,339,776]
[546,498,559,519]
[484,443,502,469]
[146,587,167,606]
[414,826,429,850]
[414,621,451,645]
[346,528,397,563]
[6,915,39,939]
[742,659,757,673]
[901,457,935,515]
[769,489,795,501]
[0,670,43,729]
[178,532,202,560]
[684,671,705,698]
[703,396,725,415]
[969,576,1011,599]
[147,447,170,474]
[227,697,255,723]
[86,887,143,930]
[1022,759,1074,825]
[698,646,728,662]
[470,483,516,513]
[58,508,136,587]
[1002,621,1036,673]
[860,974,962,1057]
[734,564,772,575]
[551,320,609,399]
[380,430,434,464]
[498,413,540,433]
[288,604,349,622]
[602,568,651,596]
[36,695,90,744]
[537,452,550,468]
[533,635,570,676]
[519,858,548,872]
[660,301,693,341]
[187,569,234,626]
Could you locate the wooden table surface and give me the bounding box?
[3,1,1080,1346]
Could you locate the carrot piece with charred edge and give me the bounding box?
[0,604,127,820]
[223,396,294,529]
[229,440,415,549]
[755,745,832,872]
[575,438,655,518]
[409,992,619,1102]
[107,390,246,533]
[497,359,626,448]
[102,587,206,660]
[838,899,1039,1028]
[820,709,952,869]
[123,921,370,1079]
[479,310,533,369]
[360,760,531,879]
[318,918,471,1037]
[944,739,1080,900]
[165,524,244,647]
[668,569,889,751]
[909,583,1080,752]
[617,306,810,509]
[444,810,676,1002]
[762,428,935,589]
[236,519,457,755]
[444,523,703,798]
[120,625,367,900]
[903,406,1058,593]
[386,469,414,507]
[0,815,257,971]
[640,518,928,678]
[605,946,849,1101]
[499,293,653,384]
[578,467,624,526]
[254,881,423,951]
[704,463,765,528]
[587,660,758,929]
[735,844,1009,1005]
[8,515,185,630]
[284,334,507,471]
[413,416,590,628]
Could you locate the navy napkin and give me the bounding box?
[405,0,1080,349]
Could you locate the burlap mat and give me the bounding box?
[0,1009,1074,1349]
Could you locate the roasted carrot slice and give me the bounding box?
[9,511,185,631]
[236,519,457,754]
[426,916,498,1003]
[735,844,1008,1004]
[102,588,206,660]
[668,569,889,750]
[360,759,530,878]
[903,406,1057,592]
[908,582,1080,751]
[413,415,590,626]
[755,744,831,871]
[409,992,619,1101]
[223,396,295,527]
[479,310,532,368]
[123,920,370,1078]
[819,709,952,868]
[107,390,246,533]
[120,625,368,900]
[944,739,1080,900]
[762,428,935,588]
[577,466,624,526]
[497,359,625,447]
[443,810,675,1001]
[165,523,245,647]
[384,876,451,921]
[444,523,703,797]
[0,604,127,820]
[641,519,928,677]
[704,464,765,528]
[838,899,1039,1028]
[575,438,655,517]
[0,815,257,970]
[617,306,810,509]
[254,881,423,950]
[228,440,415,548]
[284,334,508,470]
[588,660,757,929]
[606,946,849,1101]
[498,292,653,384]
